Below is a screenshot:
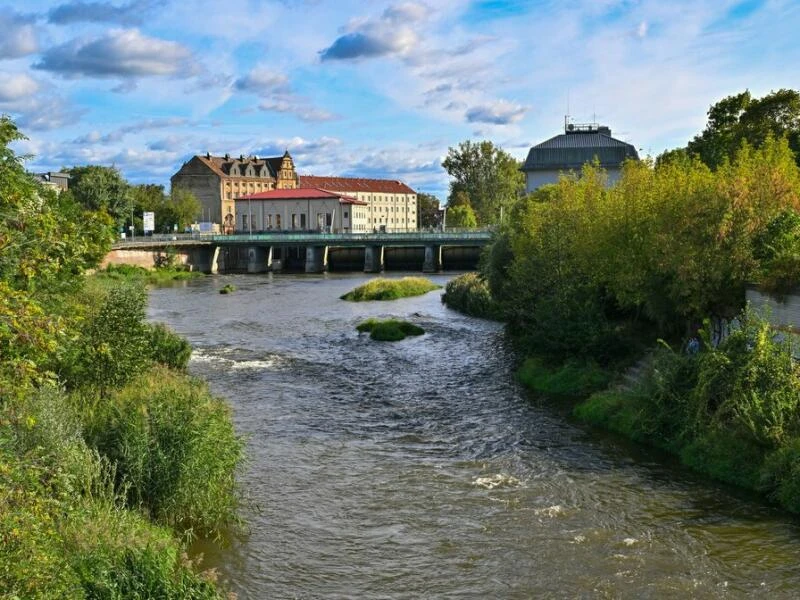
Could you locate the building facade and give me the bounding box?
[299,176,417,232]
[171,151,298,232]
[235,188,368,233]
[172,154,418,232]
[33,172,70,192]
[521,123,639,193]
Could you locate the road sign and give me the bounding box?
[143,211,155,233]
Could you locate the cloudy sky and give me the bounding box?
[2,0,799,199]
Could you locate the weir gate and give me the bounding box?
[106,230,493,274]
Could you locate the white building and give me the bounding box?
[235,187,368,233]
[299,176,417,232]
[521,123,639,193]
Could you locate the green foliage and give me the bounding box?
[487,136,800,362]
[446,204,477,228]
[79,367,244,538]
[0,388,225,599]
[575,309,800,513]
[356,318,425,341]
[341,277,440,301]
[753,209,800,295]
[441,272,502,319]
[517,358,611,398]
[131,185,202,234]
[219,284,236,294]
[66,164,131,222]
[146,323,193,370]
[417,192,440,228]
[684,89,800,170]
[61,283,150,394]
[442,139,524,225]
[97,263,202,285]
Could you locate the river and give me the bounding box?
[147,273,800,599]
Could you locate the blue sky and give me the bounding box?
[1,0,799,200]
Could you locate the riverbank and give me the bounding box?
[443,274,800,515]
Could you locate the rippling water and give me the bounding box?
[147,273,800,598]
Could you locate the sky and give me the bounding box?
[2,0,799,200]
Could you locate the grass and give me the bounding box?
[219,284,236,294]
[517,357,612,398]
[356,318,425,341]
[341,277,440,301]
[77,367,244,539]
[97,263,203,286]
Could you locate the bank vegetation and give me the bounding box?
[443,90,800,514]
[0,116,242,597]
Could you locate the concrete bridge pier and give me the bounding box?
[422,244,442,273]
[189,245,219,274]
[364,245,384,273]
[247,246,269,273]
[305,245,328,273]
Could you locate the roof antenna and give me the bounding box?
[565,90,571,132]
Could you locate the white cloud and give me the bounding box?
[465,100,527,125]
[0,74,40,102]
[34,29,198,79]
[0,12,39,58]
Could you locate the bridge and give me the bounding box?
[107,229,494,273]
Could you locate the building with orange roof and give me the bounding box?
[171,152,418,233]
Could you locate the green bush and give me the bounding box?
[97,263,202,285]
[341,277,440,301]
[517,357,611,397]
[441,272,502,319]
[79,367,244,538]
[147,323,193,370]
[219,284,236,295]
[356,318,425,341]
[61,283,151,395]
[0,388,224,599]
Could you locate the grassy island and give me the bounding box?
[356,318,425,341]
[341,277,440,301]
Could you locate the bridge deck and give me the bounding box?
[112,230,493,250]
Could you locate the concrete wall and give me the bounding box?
[101,249,190,270]
[525,167,623,194]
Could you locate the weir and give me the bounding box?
[106,230,492,274]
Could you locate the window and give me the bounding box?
[344,211,349,219]
[300,214,307,229]
[275,214,281,228]
[291,214,298,229]
[265,214,272,229]
[242,214,248,229]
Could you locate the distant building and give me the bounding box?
[172,153,417,232]
[521,123,639,193]
[299,176,417,232]
[235,188,368,233]
[171,152,298,233]
[33,172,70,192]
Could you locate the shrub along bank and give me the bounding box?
[0,116,241,597]
[442,132,800,514]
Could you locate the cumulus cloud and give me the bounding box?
[15,97,86,131]
[0,12,39,59]
[319,2,428,61]
[0,74,40,102]
[465,100,527,125]
[234,68,290,94]
[33,29,198,79]
[47,0,164,25]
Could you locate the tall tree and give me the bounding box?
[442,140,524,225]
[685,89,800,169]
[169,187,201,231]
[66,165,131,223]
[417,192,440,228]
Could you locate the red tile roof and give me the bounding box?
[299,175,416,195]
[235,187,367,204]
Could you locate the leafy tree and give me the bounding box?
[684,89,800,169]
[417,192,440,228]
[442,140,524,224]
[66,164,131,223]
[446,204,477,228]
[169,187,201,231]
